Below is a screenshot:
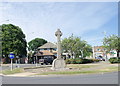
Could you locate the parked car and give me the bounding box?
[39,57,54,65]
[39,59,44,65]
[44,57,53,65]
[95,56,105,61]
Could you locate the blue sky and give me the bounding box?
[0,2,118,46]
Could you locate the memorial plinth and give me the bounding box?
[51,29,66,70]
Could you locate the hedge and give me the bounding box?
[65,58,100,64]
[109,57,120,64]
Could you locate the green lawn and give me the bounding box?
[36,66,118,75]
[67,64,98,69]
[2,64,119,76]
[37,70,97,75]
[2,68,24,75]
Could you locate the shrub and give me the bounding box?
[65,59,71,64]
[70,59,76,64]
[109,57,120,64]
[65,58,99,64]
[82,59,93,63]
[91,59,100,62]
[75,59,83,64]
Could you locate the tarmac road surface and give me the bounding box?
[1,72,119,84]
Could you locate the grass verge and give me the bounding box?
[2,68,24,75]
[37,71,97,75]
[36,66,118,75]
[67,64,98,69]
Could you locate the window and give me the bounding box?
[103,49,107,51]
[47,48,50,50]
[44,48,47,50]
[53,48,57,51]
[96,49,101,51]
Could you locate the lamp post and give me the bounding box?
[35,49,38,67]
[26,32,34,64]
[0,19,9,65]
[16,56,19,68]
[103,31,108,61]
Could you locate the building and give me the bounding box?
[93,46,106,58]
[38,42,57,52]
[38,42,57,57]
[33,42,57,64]
[93,46,117,60]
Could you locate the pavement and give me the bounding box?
[1,64,45,71]
[3,72,36,77]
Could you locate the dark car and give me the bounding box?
[95,56,105,61]
[39,59,44,65]
[44,58,53,65]
[39,57,54,65]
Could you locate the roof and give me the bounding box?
[52,50,57,54]
[38,42,57,49]
[42,50,54,56]
[34,50,54,56]
[93,46,106,52]
[34,52,43,56]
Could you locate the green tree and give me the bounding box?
[61,35,92,58]
[0,24,27,62]
[103,35,120,57]
[28,38,47,51]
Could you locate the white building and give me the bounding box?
[92,46,117,60]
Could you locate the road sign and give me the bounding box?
[9,53,14,71]
[9,53,14,59]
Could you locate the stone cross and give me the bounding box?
[51,29,66,70]
[55,29,62,59]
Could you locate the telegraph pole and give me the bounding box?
[103,31,108,61]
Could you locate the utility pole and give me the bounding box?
[36,49,38,67]
[26,32,34,64]
[103,31,108,61]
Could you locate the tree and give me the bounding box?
[61,35,92,58]
[103,35,120,57]
[28,38,47,51]
[0,24,27,62]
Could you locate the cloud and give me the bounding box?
[0,2,117,46]
[61,3,117,35]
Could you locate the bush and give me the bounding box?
[65,59,71,64]
[91,59,100,62]
[75,59,83,64]
[82,59,93,63]
[65,58,99,64]
[109,57,120,64]
[65,58,76,64]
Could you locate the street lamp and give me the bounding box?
[35,49,39,67]
[0,20,9,23]
[16,56,20,68]
[26,32,34,63]
[102,31,108,61]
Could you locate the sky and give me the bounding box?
[0,1,118,46]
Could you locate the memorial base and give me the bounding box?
[51,58,66,70]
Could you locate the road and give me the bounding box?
[1,72,119,84]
